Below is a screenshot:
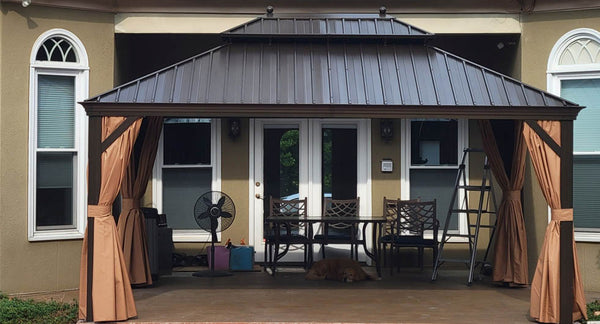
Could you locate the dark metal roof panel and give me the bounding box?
[222,16,433,38]
[88,42,579,112]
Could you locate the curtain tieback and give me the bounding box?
[122,198,140,212]
[503,190,521,201]
[88,205,112,218]
[551,208,573,222]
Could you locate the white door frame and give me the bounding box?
[249,118,372,262]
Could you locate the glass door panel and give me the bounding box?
[322,128,357,200]
[263,128,300,216]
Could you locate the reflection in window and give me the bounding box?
[163,118,211,165]
[411,119,458,166]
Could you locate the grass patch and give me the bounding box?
[0,292,78,324]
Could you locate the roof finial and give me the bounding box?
[379,6,387,16]
[266,5,274,16]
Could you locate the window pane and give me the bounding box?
[163,119,211,165]
[36,152,74,227]
[37,75,75,149]
[410,169,457,230]
[163,168,212,230]
[322,128,357,200]
[573,155,600,230]
[411,119,458,166]
[561,78,600,152]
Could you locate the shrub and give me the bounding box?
[587,300,600,322]
[0,292,78,324]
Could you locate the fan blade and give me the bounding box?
[197,211,211,220]
[217,196,226,208]
[220,211,233,219]
[203,197,213,207]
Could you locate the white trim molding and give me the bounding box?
[28,29,89,241]
[547,28,600,242]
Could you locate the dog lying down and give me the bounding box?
[305,258,375,282]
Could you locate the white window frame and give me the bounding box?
[547,28,600,242]
[28,29,89,241]
[400,118,469,239]
[152,119,221,242]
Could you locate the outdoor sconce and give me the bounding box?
[229,118,241,139]
[380,119,393,142]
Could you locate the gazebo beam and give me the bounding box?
[86,116,103,322]
[81,103,582,121]
[559,120,574,324]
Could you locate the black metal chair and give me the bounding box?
[379,197,422,267]
[264,196,311,272]
[313,197,360,260]
[390,199,438,273]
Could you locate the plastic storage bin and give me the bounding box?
[229,246,255,271]
[207,246,230,271]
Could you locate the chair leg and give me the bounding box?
[418,247,424,271]
[321,244,326,259]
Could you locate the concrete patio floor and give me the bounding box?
[125,266,558,324]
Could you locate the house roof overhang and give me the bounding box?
[82,13,583,121]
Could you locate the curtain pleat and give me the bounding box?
[523,121,586,323]
[478,120,529,286]
[79,116,142,322]
[117,117,163,285]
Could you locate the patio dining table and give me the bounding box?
[264,215,387,278]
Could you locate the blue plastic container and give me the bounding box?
[229,246,255,271]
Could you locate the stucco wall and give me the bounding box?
[0,4,114,293]
[521,9,600,291]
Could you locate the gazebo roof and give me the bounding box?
[83,13,582,120]
[221,14,433,39]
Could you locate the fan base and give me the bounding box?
[192,270,233,277]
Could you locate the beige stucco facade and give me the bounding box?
[0,4,114,293]
[1,2,599,295]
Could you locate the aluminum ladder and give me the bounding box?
[431,148,498,285]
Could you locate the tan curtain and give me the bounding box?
[117,117,163,286]
[478,120,528,286]
[523,121,586,323]
[79,117,142,322]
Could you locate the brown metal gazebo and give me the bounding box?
[80,12,585,323]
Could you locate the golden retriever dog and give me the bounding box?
[305,258,373,282]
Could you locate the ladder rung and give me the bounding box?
[457,185,492,191]
[469,224,496,229]
[451,209,494,214]
[444,234,473,239]
[438,258,471,264]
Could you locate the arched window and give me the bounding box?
[548,28,600,242]
[28,29,89,241]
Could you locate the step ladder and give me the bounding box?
[431,148,498,285]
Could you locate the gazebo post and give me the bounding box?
[86,116,103,322]
[559,120,574,324]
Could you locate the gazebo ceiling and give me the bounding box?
[82,13,582,120]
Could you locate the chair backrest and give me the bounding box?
[383,197,420,235]
[269,196,307,218]
[322,197,359,230]
[396,199,438,239]
[268,196,307,232]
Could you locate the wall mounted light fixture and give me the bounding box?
[229,118,241,139]
[22,0,31,7]
[380,119,393,142]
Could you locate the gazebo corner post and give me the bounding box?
[559,120,574,324]
[85,116,103,322]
